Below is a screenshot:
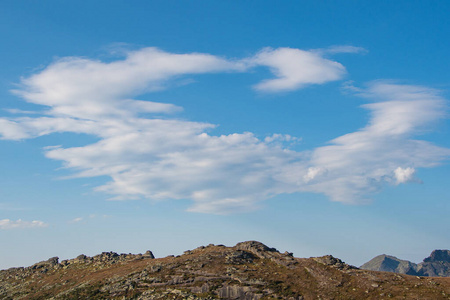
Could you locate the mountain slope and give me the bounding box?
[1,241,449,299]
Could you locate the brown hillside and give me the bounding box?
[1,241,449,299]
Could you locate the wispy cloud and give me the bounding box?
[0,219,48,229]
[4,108,41,115]
[250,47,347,92]
[68,214,111,223]
[0,48,448,214]
[1,47,349,141]
[69,217,83,223]
[303,82,449,203]
[320,45,367,55]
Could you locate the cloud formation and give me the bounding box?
[303,82,449,203]
[0,48,448,213]
[250,47,347,92]
[394,167,416,184]
[0,219,48,229]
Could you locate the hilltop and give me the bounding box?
[1,241,450,299]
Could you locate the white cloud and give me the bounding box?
[0,47,448,214]
[394,167,416,184]
[1,46,350,141]
[303,82,449,203]
[250,47,347,92]
[264,133,301,145]
[0,219,48,229]
[303,167,327,183]
[12,47,244,120]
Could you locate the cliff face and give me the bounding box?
[361,250,450,277]
[1,241,450,300]
[423,250,450,263]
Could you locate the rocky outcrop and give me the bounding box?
[143,250,155,259]
[234,241,297,268]
[30,256,60,270]
[235,241,278,254]
[313,255,357,271]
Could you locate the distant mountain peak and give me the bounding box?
[423,250,450,263]
[361,249,450,277]
[360,254,418,275]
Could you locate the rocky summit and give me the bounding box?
[1,241,450,299]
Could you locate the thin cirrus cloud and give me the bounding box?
[0,219,48,230]
[0,47,448,214]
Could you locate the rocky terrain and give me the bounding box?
[1,241,450,299]
[361,250,450,277]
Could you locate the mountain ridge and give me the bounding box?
[361,249,450,277]
[1,241,450,299]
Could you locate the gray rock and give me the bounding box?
[216,285,262,300]
[313,255,356,270]
[76,254,88,261]
[143,250,155,259]
[235,241,278,254]
[30,256,59,270]
[226,251,256,265]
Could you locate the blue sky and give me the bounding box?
[0,1,449,269]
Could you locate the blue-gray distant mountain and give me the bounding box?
[361,250,450,277]
[360,255,418,275]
